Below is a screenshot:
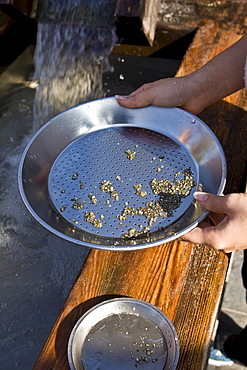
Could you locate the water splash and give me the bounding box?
[33,0,118,128]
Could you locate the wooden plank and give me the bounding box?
[33,242,228,370]
[115,0,141,17]
[142,0,161,44]
[174,20,247,366]
[33,17,247,369]
[0,9,13,34]
[158,0,247,33]
[0,0,34,20]
[113,25,195,57]
[176,19,247,193]
[116,0,161,45]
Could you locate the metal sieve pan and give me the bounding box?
[68,298,179,370]
[18,97,226,250]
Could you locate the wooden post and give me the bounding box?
[116,0,161,45]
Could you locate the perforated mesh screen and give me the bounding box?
[48,126,198,239]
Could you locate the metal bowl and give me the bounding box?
[68,298,179,370]
[18,97,226,250]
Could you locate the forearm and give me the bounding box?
[117,34,247,114]
[185,34,247,113]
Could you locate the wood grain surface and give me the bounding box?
[34,12,247,370]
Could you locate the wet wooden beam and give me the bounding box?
[0,0,34,20]
[32,3,247,370]
[158,0,247,33]
[116,0,161,45]
[34,18,247,370]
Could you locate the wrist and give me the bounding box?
[178,73,208,115]
[183,66,227,114]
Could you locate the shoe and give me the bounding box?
[224,334,247,366]
[208,347,233,366]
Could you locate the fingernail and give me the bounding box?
[115,95,128,100]
[193,192,209,202]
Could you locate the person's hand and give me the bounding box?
[117,34,247,115]
[116,75,207,115]
[182,192,247,252]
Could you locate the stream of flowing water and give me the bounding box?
[33,0,117,127]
